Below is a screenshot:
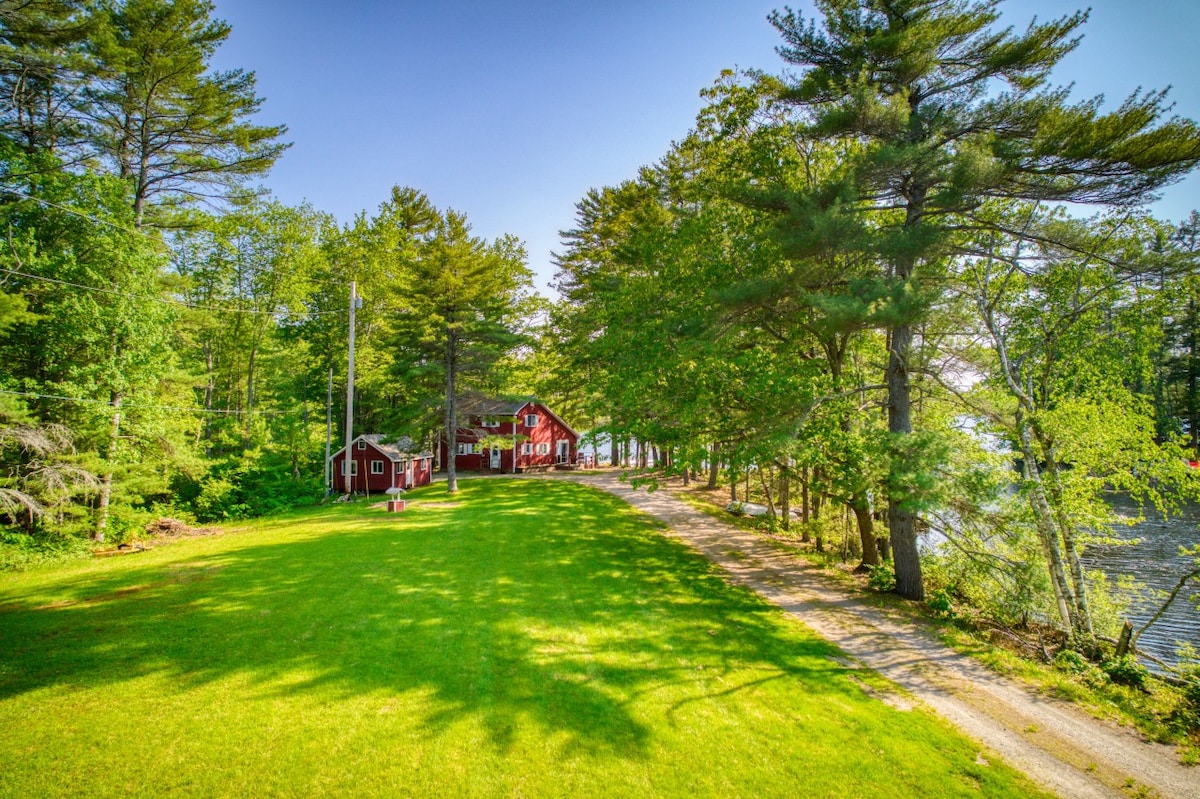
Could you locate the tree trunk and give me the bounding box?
[780,469,790,532]
[245,344,258,447]
[94,391,122,541]
[1038,435,1094,635]
[201,344,215,448]
[877,532,891,562]
[887,320,924,600]
[801,465,810,542]
[852,492,880,569]
[1188,295,1199,454]
[1017,412,1076,630]
[812,490,824,552]
[981,292,1077,630]
[757,466,776,519]
[706,443,720,490]
[445,330,459,493]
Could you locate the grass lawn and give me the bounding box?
[0,478,1049,798]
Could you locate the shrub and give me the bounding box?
[1101,654,1149,690]
[867,564,896,593]
[755,515,781,533]
[0,529,93,571]
[926,587,955,617]
[104,505,156,545]
[1052,649,1108,689]
[1053,649,1092,675]
[193,476,248,522]
[1168,678,1200,735]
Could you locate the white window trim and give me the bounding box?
[481,419,501,428]
[356,440,366,450]
[344,460,358,476]
[537,442,550,455]
[370,460,384,475]
[525,413,539,427]
[521,443,533,455]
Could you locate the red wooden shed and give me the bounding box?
[330,434,434,494]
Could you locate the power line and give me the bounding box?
[0,183,352,298]
[0,185,143,236]
[0,388,295,416]
[1,184,360,293]
[0,266,345,317]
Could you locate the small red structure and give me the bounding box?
[330,434,433,494]
[440,399,580,473]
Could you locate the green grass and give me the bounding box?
[0,478,1048,798]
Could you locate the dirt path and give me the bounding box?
[567,472,1197,799]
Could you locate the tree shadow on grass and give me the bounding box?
[0,479,858,759]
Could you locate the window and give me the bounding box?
[344,460,358,476]
[356,440,366,450]
[481,419,500,428]
[370,460,384,475]
[525,413,539,427]
[537,443,550,455]
[521,443,533,455]
[456,443,474,456]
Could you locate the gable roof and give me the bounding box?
[525,402,579,438]
[330,434,431,462]
[461,397,528,417]
[460,397,579,438]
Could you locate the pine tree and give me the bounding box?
[379,196,532,493]
[85,0,288,227]
[0,0,94,161]
[763,0,1200,600]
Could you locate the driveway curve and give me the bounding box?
[560,471,1197,799]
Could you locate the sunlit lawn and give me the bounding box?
[0,478,1047,797]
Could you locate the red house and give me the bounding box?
[331,434,434,494]
[441,399,579,473]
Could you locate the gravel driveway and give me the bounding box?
[568,471,1198,799]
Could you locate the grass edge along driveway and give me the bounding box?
[0,478,1049,798]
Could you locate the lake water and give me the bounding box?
[1080,495,1200,666]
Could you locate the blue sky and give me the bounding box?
[211,0,1200,293]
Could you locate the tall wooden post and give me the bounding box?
[324,365,333,494]
[344,281,359,494]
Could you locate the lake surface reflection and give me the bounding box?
[1081,494,1200,666]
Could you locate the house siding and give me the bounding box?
[441,401,579,472]
[412,455,432,486]
[332,439,433,493]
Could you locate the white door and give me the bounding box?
[491,448,501,470]
[557,440,569,464]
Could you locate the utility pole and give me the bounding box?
[344,281,360,494]
[324,365,333,494]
